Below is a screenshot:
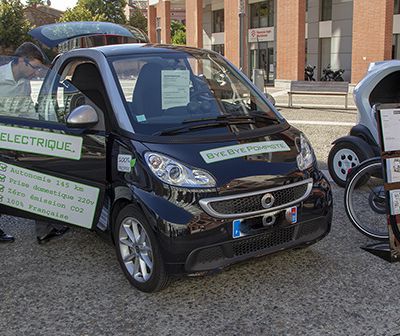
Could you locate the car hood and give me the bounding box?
[139,126,308,194]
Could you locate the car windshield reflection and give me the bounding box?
[110,50,284,136]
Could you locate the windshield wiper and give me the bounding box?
[182,115,254,124]
[154,119,254,136]
[248,111,281,124]
[183,112,280,124]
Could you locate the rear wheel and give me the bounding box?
[344,159,388,240]
[328,141,370,187]
[114,204,169,292]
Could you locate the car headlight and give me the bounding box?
[296,133,316,170]
[144,152,216,188]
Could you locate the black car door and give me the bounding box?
[0,56,108,230]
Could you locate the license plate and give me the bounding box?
[289,206,297,224]
[232,219,243,238]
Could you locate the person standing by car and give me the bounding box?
[0,42,69,243]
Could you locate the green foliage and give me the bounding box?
[171,29,185,45]
[0,0,31,49]
[26,0,45,6]
[170,20,185,45]
[59,5,94,22]
[128,8,147,34]
[59,0,127,24]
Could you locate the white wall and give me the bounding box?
[331,0,353,81]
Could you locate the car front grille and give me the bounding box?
[199,178,313,219]
[187,224,298,271]
[232,225,295,256]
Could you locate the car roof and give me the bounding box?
[93,43,213,57]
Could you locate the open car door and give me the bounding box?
[0,55,108,230]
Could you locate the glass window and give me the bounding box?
[35,60,106,132]
[211,44,225,56]
[110,51,282,137]
[395,0,400,15]
[320,0,332,21]
[0,56,49,120]
[250,0,274,29]
[319,38,331,78]
[212,9,224,33]
[393,34,400,59]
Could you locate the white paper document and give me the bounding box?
[386,158,400,183]
[390,189,400,215]
[161,70,190,110]
[380,108,400,152]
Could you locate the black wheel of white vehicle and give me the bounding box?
[265,92,276,106]
[344,159,388,240]
[114,204,169,292]
[328,142,369,187]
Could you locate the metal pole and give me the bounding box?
[239,0,246,71]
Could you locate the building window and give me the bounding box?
[320,0,332,21]
[250,0,274,28]
[156,17,161,43]
[212,44,225,56]
[319,38,331,78]
[395,0,400,15]
[212,9,224,33]
[393,34,400,59]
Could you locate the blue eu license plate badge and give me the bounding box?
[290,206,297,224]
[232,219,242,238]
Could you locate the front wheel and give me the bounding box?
[328,141,370,187]
[344,159,388,240]
[114,204,169,292]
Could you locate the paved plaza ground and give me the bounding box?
[1,101,399,336]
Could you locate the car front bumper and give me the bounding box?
[136,172,333,275]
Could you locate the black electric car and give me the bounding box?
[0,22,332,292]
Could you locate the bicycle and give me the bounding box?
[344,157,389,240]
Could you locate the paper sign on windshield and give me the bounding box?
[200,140,291,163]
[161,70,190,110]
[0,161,99,228]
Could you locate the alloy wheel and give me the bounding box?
[118,217,153,283]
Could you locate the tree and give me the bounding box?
[172,29,185,45]
[59,0,127,24]
[0,0,31,49]
[26,0,45,6]
[128,8,147,34]
[170,20,186,45]
[59,5,95,22]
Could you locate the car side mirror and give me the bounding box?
[66,105,99,128]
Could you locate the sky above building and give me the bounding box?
[23,0,78,11]
[50,0,77,11]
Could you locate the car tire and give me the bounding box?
[328,141,370,187]
[265,92,276,106]
[114,204,169,292]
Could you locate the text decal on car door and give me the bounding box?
[0,125,83,160]
[200,140,290,163]
[0,161,99,228]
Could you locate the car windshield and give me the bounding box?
[110,49,284,136]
